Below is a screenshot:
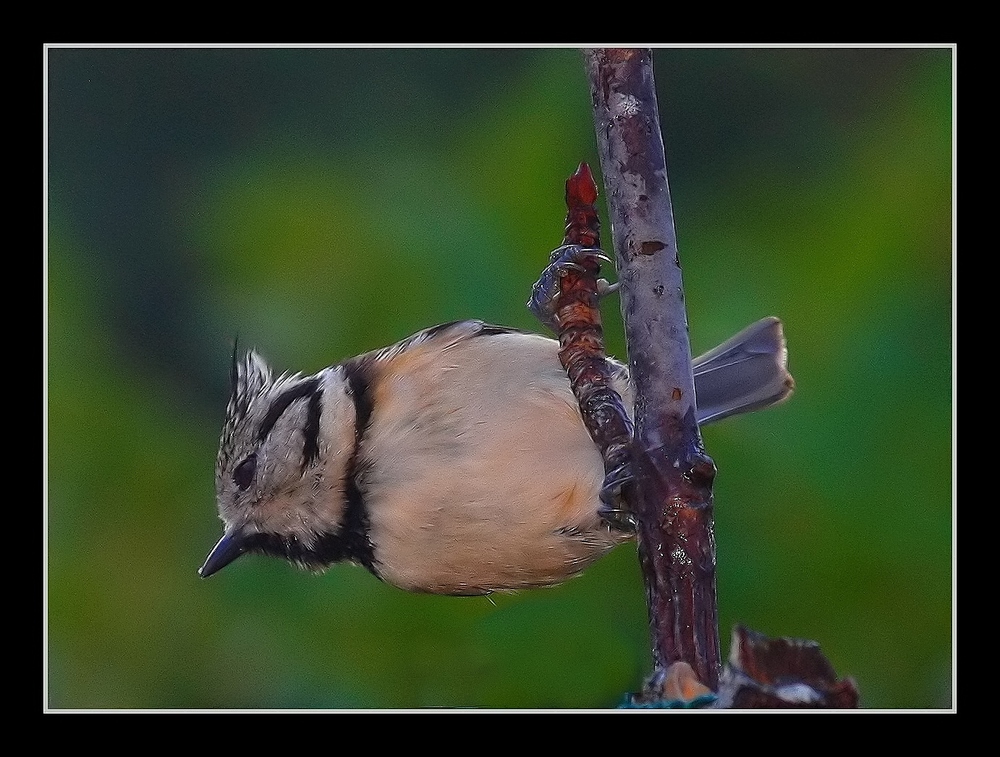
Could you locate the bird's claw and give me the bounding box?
[527,244,616,333]
[598,458,636,533]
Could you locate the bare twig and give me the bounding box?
[552,165,634,517]
[583,48,721,691]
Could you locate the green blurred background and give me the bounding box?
[46,46,953,710]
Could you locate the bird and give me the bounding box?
[200,316,793,596]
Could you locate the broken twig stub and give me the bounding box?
[714,626,860,708]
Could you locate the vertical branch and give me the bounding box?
[583,48,721,690]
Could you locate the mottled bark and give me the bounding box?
[584,47,721,690]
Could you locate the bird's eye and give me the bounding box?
[233,453,257,490]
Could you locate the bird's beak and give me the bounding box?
[199,531,247,578]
